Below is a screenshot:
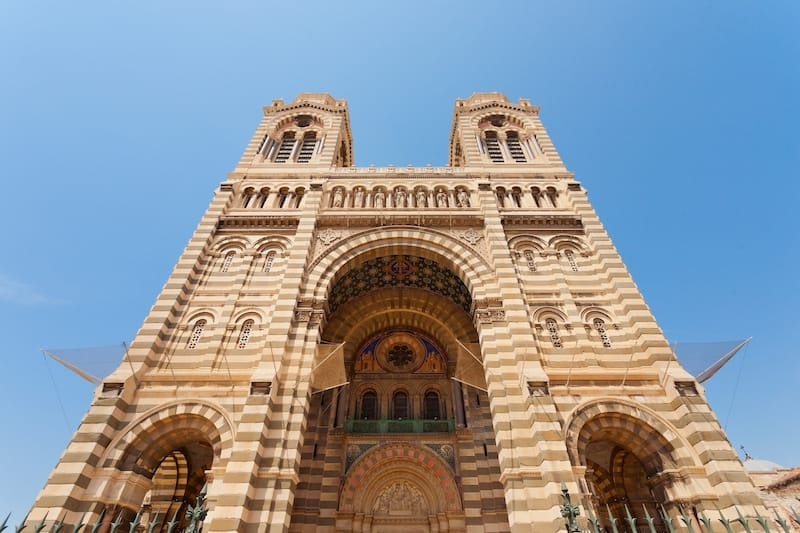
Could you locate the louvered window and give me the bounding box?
[484,131,504,162]
[545,319,562,348]
[506,131,527,162]
[296,132,316,163]
[274,132,296,163]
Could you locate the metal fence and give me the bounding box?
[7,485,208,533]
[9,482,800,533]
[559,484,800,533]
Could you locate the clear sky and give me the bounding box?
[1,0,798,523]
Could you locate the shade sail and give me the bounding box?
[672,338,751,383]
[42,344,129,385]
[311,342,348,392]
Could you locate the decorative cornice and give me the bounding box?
[217,215,300,230]
[501,214,583,228]
[315,214,484,228]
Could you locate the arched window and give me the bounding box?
[296,131,317,163]
[361,391,378,420]
[263,251,276,273]
[221,251,235,272]
[484,131,504,162]
[257,188,271,208]
[187,319,206,349]
[511,187,523,207]
[256,133,271,156]
[393,391,409,420]
[274,131,296,163]
[237,319,254,349]
[277,189,290,208]
[495,187,507,208]
[241,188,255,208]
[531,187,542,208]
[545,318,562,348]
[593,318,611,347]
[521,250,536,272]
[564,249,579,272]
[423,391,441,420]
[506,131,527,162]
[546,186,558,207]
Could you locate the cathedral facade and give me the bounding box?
[29,93,766,532]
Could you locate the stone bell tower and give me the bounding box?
[27,93,768,533]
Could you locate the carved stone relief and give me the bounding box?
[372,481,427,516]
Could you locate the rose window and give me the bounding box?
[387,344,414,367]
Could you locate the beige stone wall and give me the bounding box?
[27,93,769,533]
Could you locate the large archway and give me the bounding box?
[289,243,507,531]
[566,402,699,529]
[99,405,232,532]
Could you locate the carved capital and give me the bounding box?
[294,309,312,323]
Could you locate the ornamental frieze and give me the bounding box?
[473,298,506,324]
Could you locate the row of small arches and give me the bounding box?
[538,316,613,349]
[510,235,588,272]
[219,250,278,273]
[479,130,543,163]
[257,130,323,164]
[240,186,306,209]
[517,248,581,273]
[327,185,471,209]
[357,389,444,420]
[186,318,256,350]
[496,185,560,208]
[476,114,544,163]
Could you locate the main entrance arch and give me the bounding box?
[288,242,508,532]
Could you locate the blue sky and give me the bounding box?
[1,0,798,522]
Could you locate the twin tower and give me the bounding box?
[30,94,765,532]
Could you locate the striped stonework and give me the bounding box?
[27,93,767,533]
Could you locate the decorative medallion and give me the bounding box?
[318,228,341,246]
[460,229,483,246]
[354,329,447,374]
[387,344,414,368]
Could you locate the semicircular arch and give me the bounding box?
[100,400,235,470]
[340,443,461,514]
[307,226,497,304]
[564,398,700,473]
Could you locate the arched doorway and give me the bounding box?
[108,412,222,532]
[340,443,463,532]
[568,409,686,530]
